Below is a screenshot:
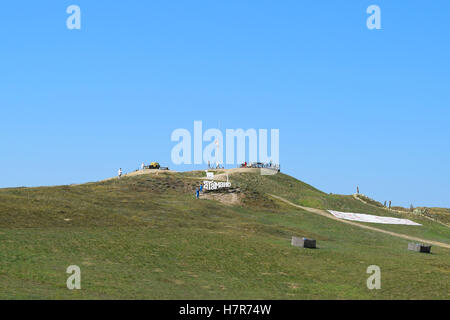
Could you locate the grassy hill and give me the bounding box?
[0,170,449,299]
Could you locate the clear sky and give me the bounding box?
[1,1,449,208]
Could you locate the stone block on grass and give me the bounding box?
[291,236,316,249]
[408,242,431,253]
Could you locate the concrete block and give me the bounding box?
[291,236,316,249]
[408,243,431,253]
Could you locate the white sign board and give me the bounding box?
[206,172,214,179]
[203,180,231,191]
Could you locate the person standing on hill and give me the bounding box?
[196,188,200,199]
[141,162,145,171]
[118,168,123,179]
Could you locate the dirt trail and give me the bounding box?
[269,194,450,249]
[353,194,406,214]
[101,169,177,182]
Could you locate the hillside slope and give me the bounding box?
[0,170,449,299]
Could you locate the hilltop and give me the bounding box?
[0,169,449,299]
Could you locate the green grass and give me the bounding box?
[419,207,450,225]
[232,172,450,244]
[0,171,449,299]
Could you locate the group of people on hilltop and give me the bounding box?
[240,160,278,169]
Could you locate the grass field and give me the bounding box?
[0,170,449,299]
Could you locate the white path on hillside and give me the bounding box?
[269,194,450,250]
[328,210,421,226]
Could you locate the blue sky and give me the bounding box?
[1,1,449,207]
